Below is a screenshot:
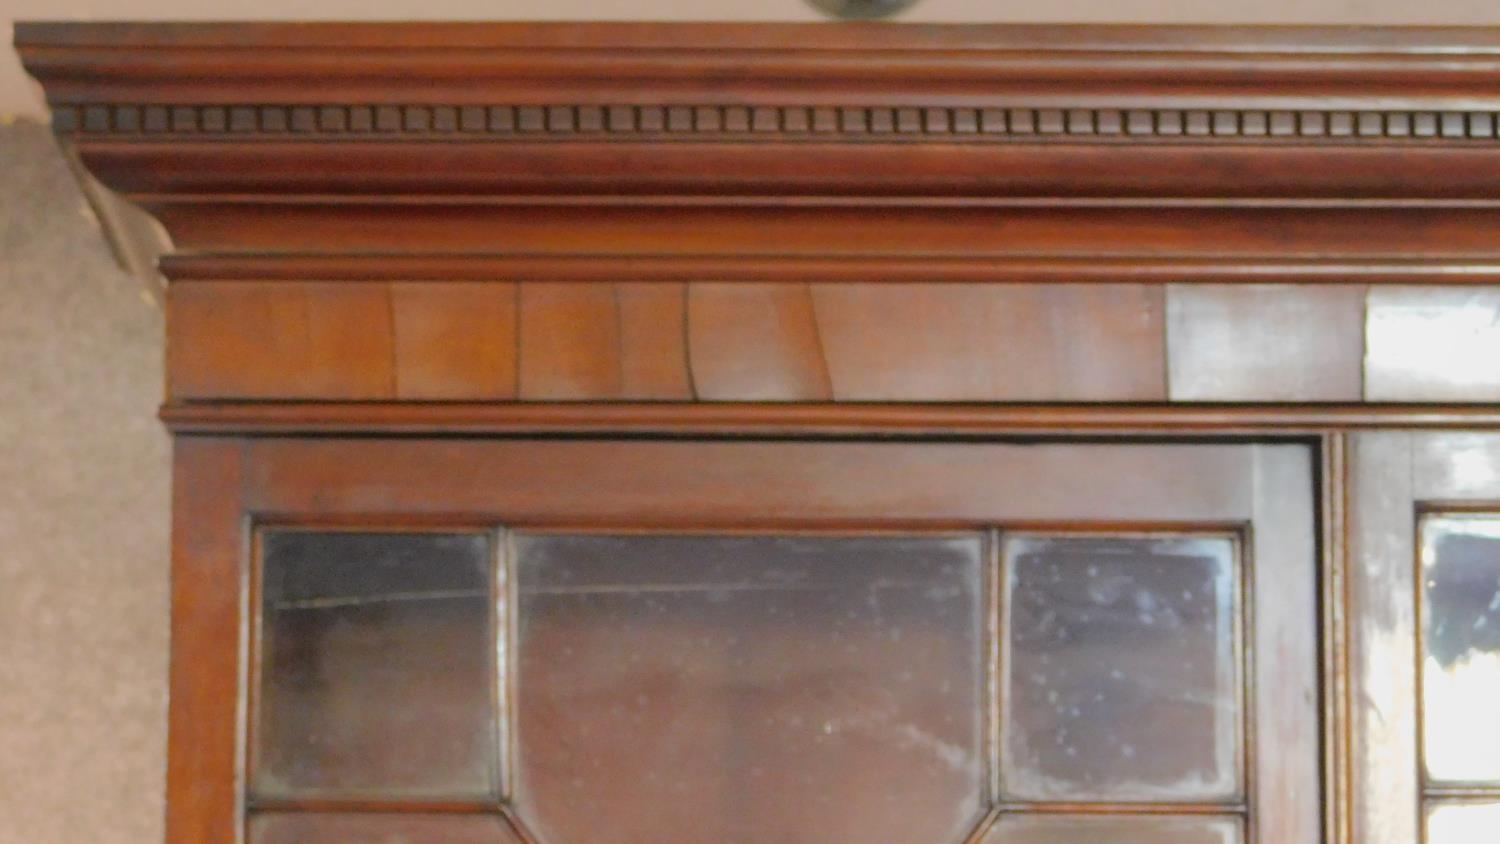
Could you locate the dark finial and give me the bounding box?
[805,0,920,20]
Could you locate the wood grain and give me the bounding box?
[516,282,692,400]
[1167,285,1366,402]
[811,284,1165,401]
[614,282,693,400]
[168,281,393,400]
[392,282,517,400]
[516,283,619,400]
[687,283,832,401]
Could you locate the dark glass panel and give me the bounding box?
[1002,534,1240,801]
[512,533,986,844]
[253,531,495,800]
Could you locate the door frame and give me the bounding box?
[170,434,1327,844]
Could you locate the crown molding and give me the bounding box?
[20,23,1500,205]
[18,23,1500,279]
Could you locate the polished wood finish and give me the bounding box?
[160,402,1500,436]
[811,284,1165,401]
[23,22,1500,316]
[158,278,1500,405]
[687,284,831,401]
[392,283,518,400]
[167,281,1162,404]
[166,438,245,844]
[159,253,1500,287]
[168,282,392,400]
[516,284,627,400]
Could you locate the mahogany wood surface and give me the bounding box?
[392,282,519,400]
[166,439,245,844]
[164,279,1497,405]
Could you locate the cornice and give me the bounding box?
[20,23,1500,280]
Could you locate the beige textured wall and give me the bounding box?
[0,120,169,844]
[1,7,1498,844]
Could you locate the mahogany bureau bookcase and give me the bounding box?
[17,22,1500,844]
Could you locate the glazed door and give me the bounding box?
[170,437,1322,844]
[1351,433,1500,844]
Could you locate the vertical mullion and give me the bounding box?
[988,526,1005,809]
[492,526,511,804]
[962,526,1006,844]
[1348,432,1421,844]
[1323,431,1354,844]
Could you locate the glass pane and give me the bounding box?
[1427,802,1500,844]
[253,531,495,800]
[1002,535,1240,802]
[1422,515,1500,784]
[512,533,986,844]
[983,814,1241,844]
[250,813,521,843]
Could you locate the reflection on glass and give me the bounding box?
[249,813,521,844]
[1422,516,1500,784]
[512,533,986,844]
[253,531,495,800]
[983,814,1242,844]
[1427,802,1500,844]
[1002,535,1240,802]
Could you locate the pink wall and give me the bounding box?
[9,0,1500,116]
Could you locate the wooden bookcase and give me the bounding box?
[18,22,1500,844]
